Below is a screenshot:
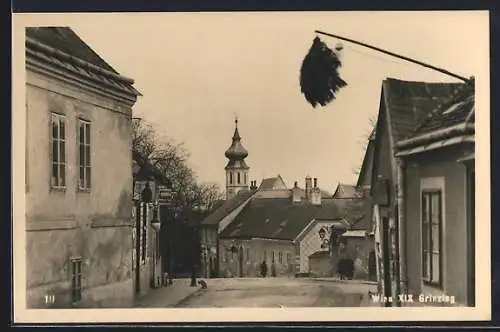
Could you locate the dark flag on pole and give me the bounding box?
[300,37,347,108]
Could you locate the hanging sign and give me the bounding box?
[158,185,173,204]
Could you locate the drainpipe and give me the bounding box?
[396,157,408,296]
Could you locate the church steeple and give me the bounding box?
[225,118,248,161]
[225,117,250,199]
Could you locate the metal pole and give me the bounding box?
[314,30,472,84]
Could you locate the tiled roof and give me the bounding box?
[259,177,281,190]
[26,27,141,97]
[293,187,332,199]
[411,88,475,137]
[382,78,464,143]
[201,190,255,225]
[220,198,346,240]
[333,183,361,199]
[26,27,118,73]
[258,175,287,190]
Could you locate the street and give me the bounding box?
[175,278,375,308]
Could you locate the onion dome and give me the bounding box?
[225,118,249,160]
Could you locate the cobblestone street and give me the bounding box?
[174,277,377,308]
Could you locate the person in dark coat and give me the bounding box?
[260,260,268,277]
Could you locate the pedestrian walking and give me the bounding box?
[271,260,277,277]
[260,260,268,277]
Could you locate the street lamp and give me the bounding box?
[151,201,161,231]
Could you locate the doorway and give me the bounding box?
[368,250,377,281]
[238,247,244,277]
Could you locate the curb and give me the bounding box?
[307,278,378,286]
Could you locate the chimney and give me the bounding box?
[305,175,312,199]
[250,180,258,191]
[292,181,301,203]
[311,178,322,205]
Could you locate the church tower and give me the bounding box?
[224,118,250,200]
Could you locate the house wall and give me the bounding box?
[404,145,474,305]
[25,69,135,308]
[345,236,375,280]
[309,254,332,277]
[200,226,218,278]
[297,221,337,273]
[370,102,398,297]
[371,108,396,214]
[219,238,295,277]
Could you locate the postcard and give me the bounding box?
[12,10,490,323]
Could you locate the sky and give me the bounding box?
[25,11,489,193]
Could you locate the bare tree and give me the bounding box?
[352,115,377,177]
[132,118,223,219]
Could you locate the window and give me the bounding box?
[70,258,82,303]
[278,252,283,264]
[78,120,91,190]
[422,191,442,286]
[286,253,291,265]
[237,172,241,184]
[246,248,250,261]
[272,251,275,262]
[229,172,233,184]
[50,113,66,188]
[263,250,267,261]
[244,173,247,184]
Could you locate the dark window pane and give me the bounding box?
[79,167,85,187]
[79,145,85,168]
[52,164,58,186]
[52,141,58,163]
[79,123,85,145]
[60,141,65,163]
[59,119,65,139]
[85,146,91,166]
[52,118,58,139]
[85,123,90,145]
[86,167,91,188]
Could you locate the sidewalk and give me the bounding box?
[134,278,203,308]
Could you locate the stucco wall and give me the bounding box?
[298,221,338,273]
[26,224,134,308]
[345,237,374,280]
[25,69,135,308]
[219,238,295,277]
[309,254,332,277]
[404,147,473,305]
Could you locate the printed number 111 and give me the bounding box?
[44,294,55,304]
